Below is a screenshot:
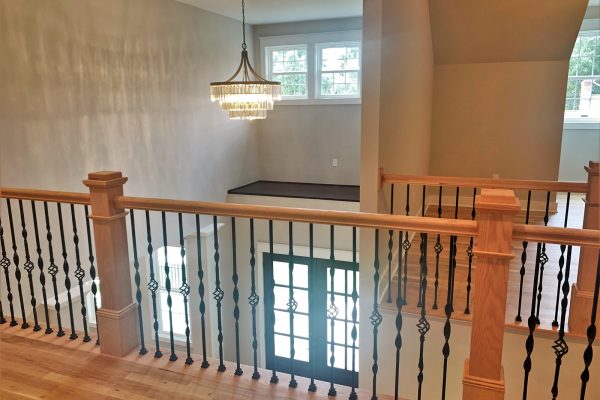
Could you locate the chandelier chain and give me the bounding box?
[241,0,247,50]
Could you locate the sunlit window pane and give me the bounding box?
[565,32,600,119]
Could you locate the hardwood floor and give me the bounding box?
[0,325,395,400]
[381,193,586,334]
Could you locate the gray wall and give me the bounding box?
[253,18,362,185]
[0,0,260,203]
[559,127,600,181]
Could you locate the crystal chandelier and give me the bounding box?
[210,0,281,120]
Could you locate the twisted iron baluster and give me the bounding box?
[370,229,382,400]
[308,222,317,392]
[327,225,337,396]
[417,186,426,307]
[161,212,177,361]
[213,215,226,371]
[516,190,532,322]
[387,184,394,303]
[464,188,476,314]
[448,188,459,312]
[0,219,5,324]
[416,233,430,400]
[84,206,99,344]
[70,204,90,341]
[18,200,41,331]
[523,243,542,398]
[535,191,551,324]
[231,217,243,375]
[177,213,192,365]
[195,215,209,368]
[552,193,571,328]
[394,229,404,400]
[31,201,52,334]
[145,210,162,358]
[249,219,260,380]
[0,214,17,326]
[402,185,410,305]
[57,203,77,339]
[433,186,443,310]
[268,220,279,383]
[44,202,64,336]
[441,235,455,400]
[6,199,28,329]
[580,250,600,398]
[550,246,572,400]
[129,210,147,354]
[349,227,358,400]
[288,221,298,388]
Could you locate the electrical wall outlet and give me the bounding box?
[332,158,338,167]
[492,173,500,179]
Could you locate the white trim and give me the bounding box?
[563,119,600,130]
[260,31,362,106]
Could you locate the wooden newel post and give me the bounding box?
[463,189,520,400]
[84,171,139,356]
[569,161,599,336]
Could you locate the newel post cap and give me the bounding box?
[584,161,599,176]
[83,171,128,189]
[475,189,521,213]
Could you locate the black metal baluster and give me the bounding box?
[129,210,147,354]
[57,203,77,339]
[394,229,404,400]
[249,219,260,380]
[327,225,337,396]
[402,185,410,305]
[550,245,572,400]
[213,215,226,371]
[523,243,542,398]
[6,199,28,329]
[349,226,358,400]
[441,235,455,400]
[387,184,394,303]
[308,223,317,392]
[177,213,193,365]
[580,250,600,399]
[448,188,459,312]
[552,193,571,328]
[0,216,6,325]
[145,210,162,358]
[70,204,90,341]
[416,233,430,400]
[535,191,551,323]
[464,188,476,315]
[161,212,177,361]
[18,200,41,331]
[44,202,64,336]
[268,219,279,383]
[417,186,426,308]
[0,214,17,326]
[231,217,243,375]
[287,221,298,388]
[31,202,52,334]
[370,229,382,400]
[433,186,443,310]
[84,205,99,344]
[0,270,4,324]
[195,214,209,368]
[516,191,532,322]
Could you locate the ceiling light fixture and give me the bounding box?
[210,0,281,120]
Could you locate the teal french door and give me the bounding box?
[263,252,359,387]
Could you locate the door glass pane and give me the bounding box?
[326,344,347,368]
[347,347,359,372]
[274,261,289,285]
[294,314,309,338]
[293,263,309,288]
[274,334,310,362]
[327,267,348,293]
[327,319,347,345]
[274,310,290,334]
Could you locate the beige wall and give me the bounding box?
[430,61,569,180]
[0,0,259,204]
[427,0,588,180]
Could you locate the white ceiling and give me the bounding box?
[175,0,362,24]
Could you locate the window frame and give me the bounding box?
[316,41,362,100]
[564,29,600,127]
[265,44,309,100]
[260,31,362,106]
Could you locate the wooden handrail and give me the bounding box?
[115,195,478,237]
[0,187,91,205]
[512,224,600,248]
[380,172,588,193]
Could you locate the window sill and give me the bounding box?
[563,119,600,130]
[278,98,361,106]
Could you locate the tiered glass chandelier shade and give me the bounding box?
[210,49,281,120]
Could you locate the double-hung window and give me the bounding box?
[565,30,600,121]
[261,31,362,104]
